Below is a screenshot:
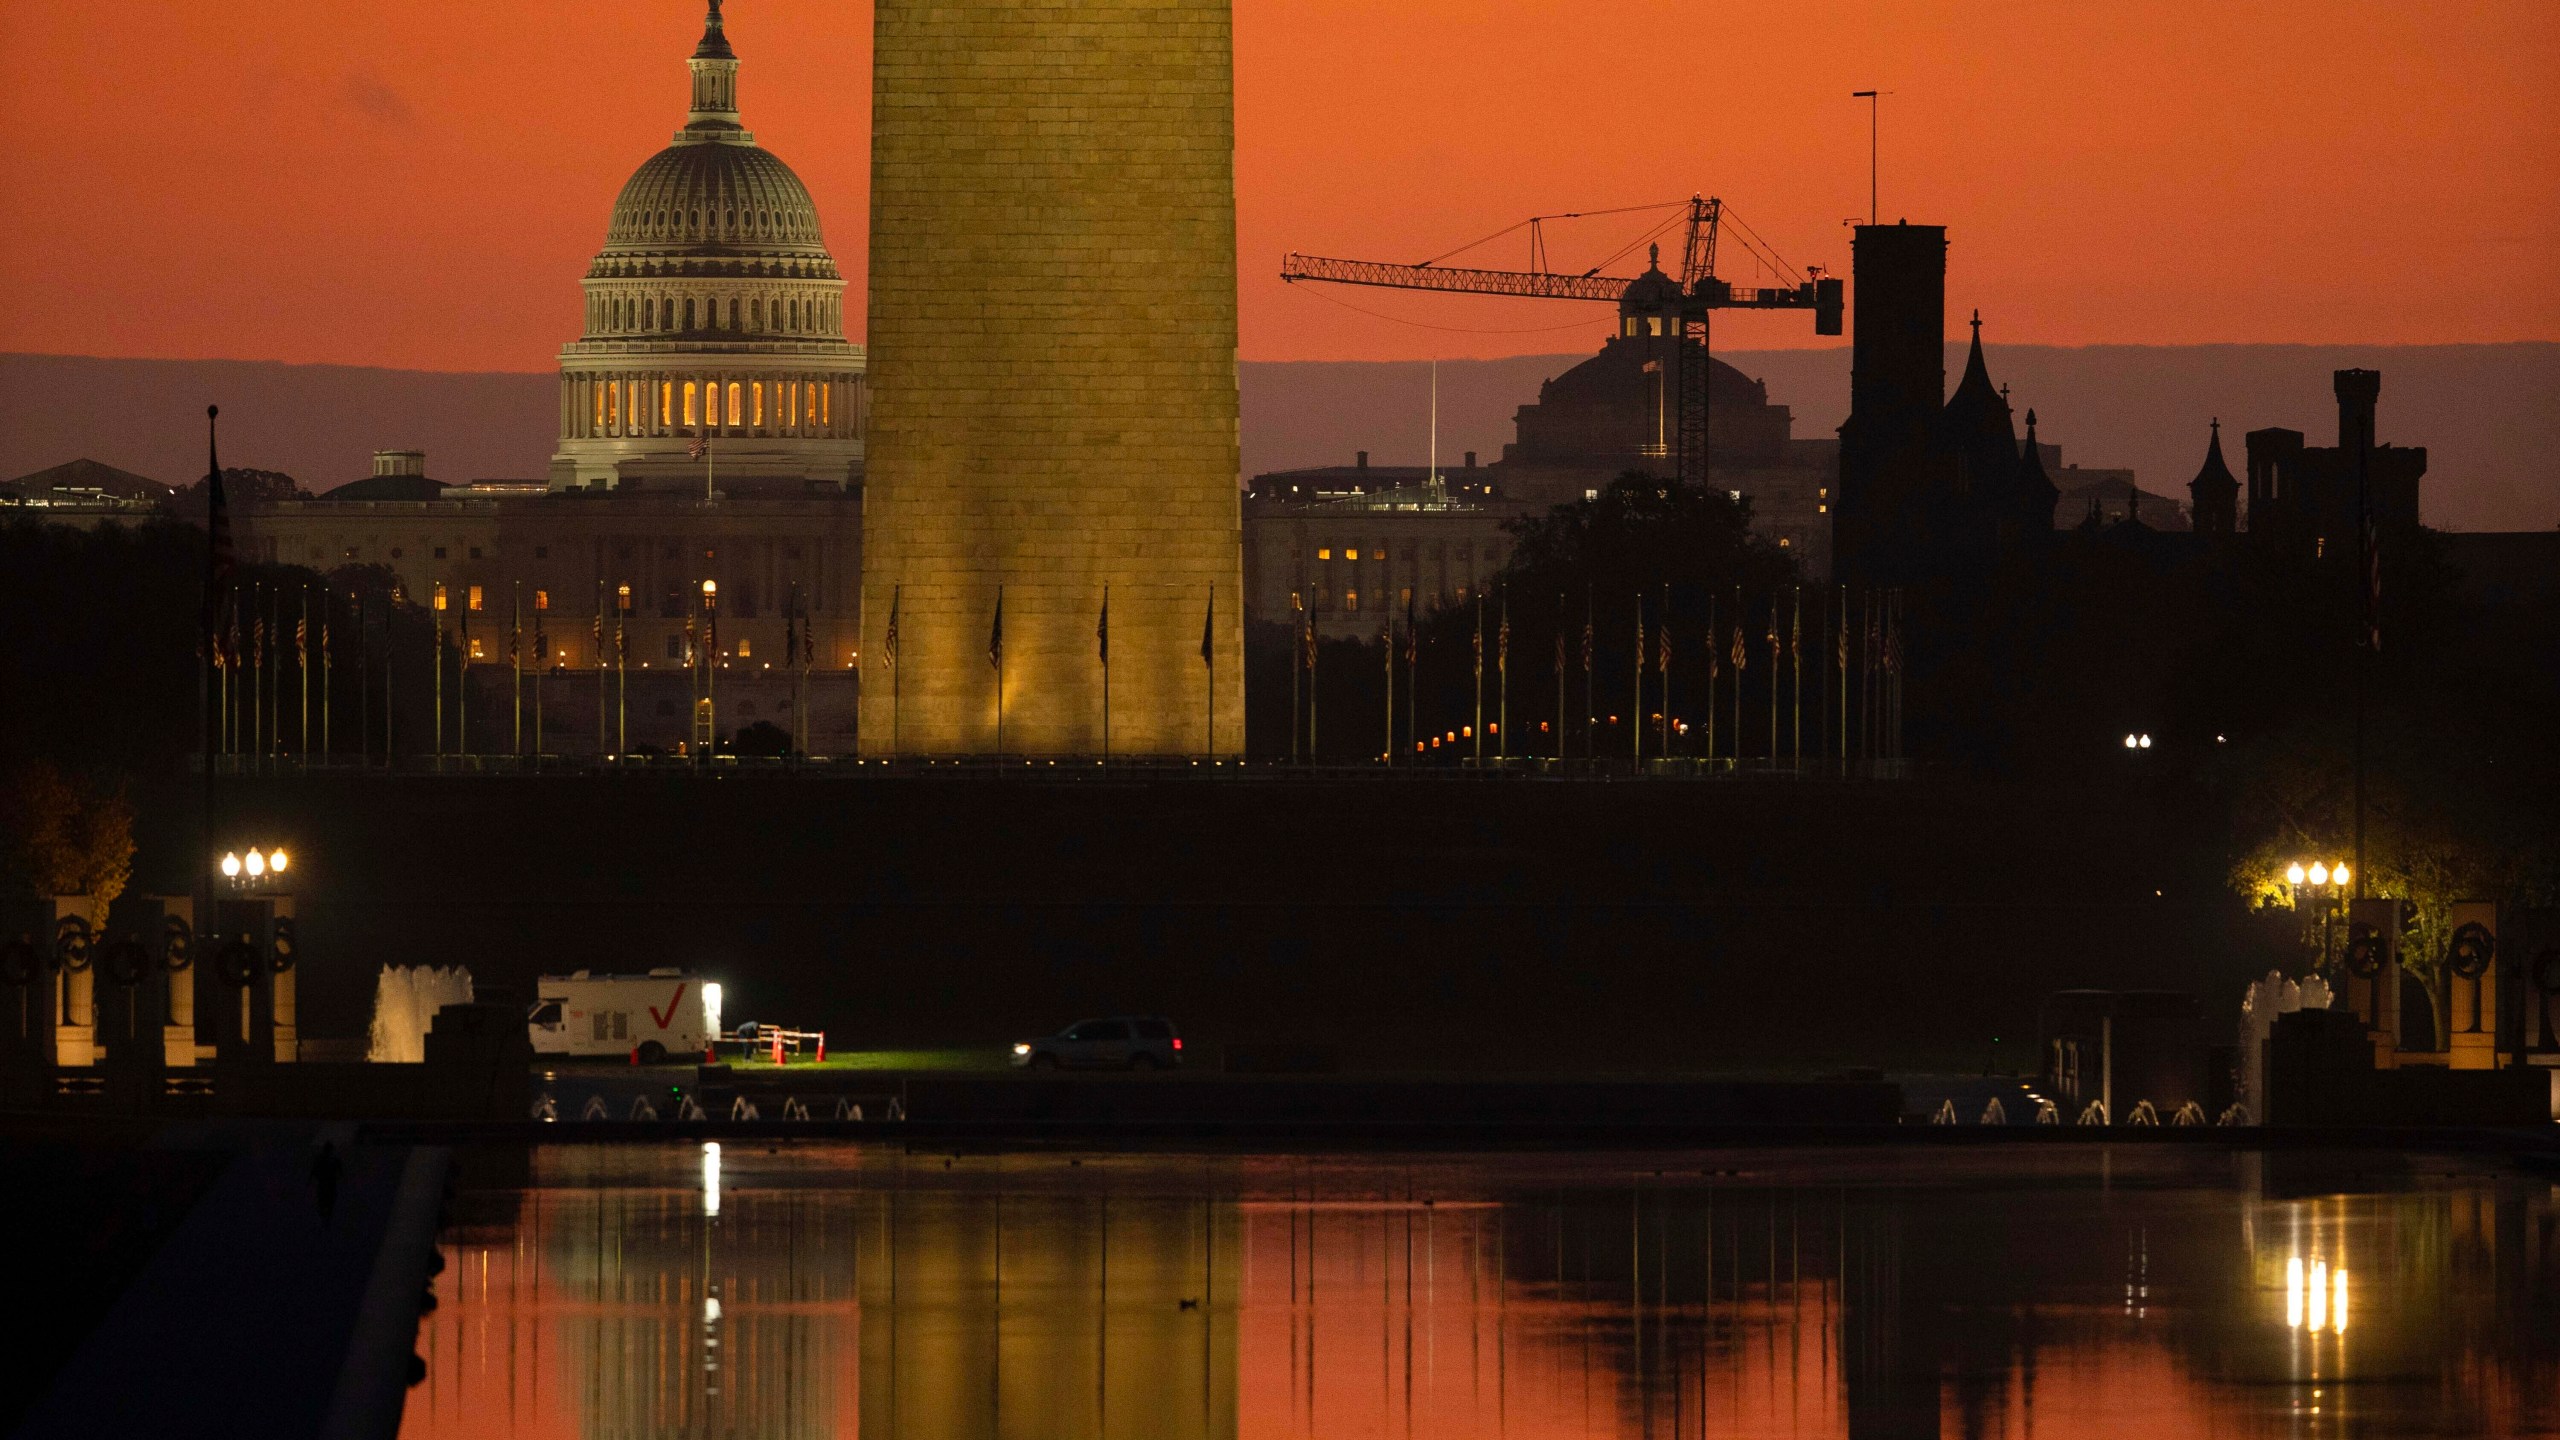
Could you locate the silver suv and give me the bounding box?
[1011,1016,1184,1071]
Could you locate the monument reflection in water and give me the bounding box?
[401,1145,2559,1439]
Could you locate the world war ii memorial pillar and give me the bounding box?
[861,0,1244,758]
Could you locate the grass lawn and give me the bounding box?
[725,1047,1010,1073]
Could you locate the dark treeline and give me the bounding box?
[3,518,513,781]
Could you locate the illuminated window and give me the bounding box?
[1779,537,1792,547]
[787,382,798,428]
[468,638,484,659]
[660,382,673,426]
[738,638,752,658]
[726,382,741,426]
[467,585,484,611]
[616,584,632,612]
[1346,548,1359,561]
[1317,548,1331,561]
[1648,317,1663,337]
[752,382,764,426]
[1347,590,1360,611]
[683,381,697,426]
[535,589,549,611]
[593,385,605,431]
[818,384,830,426]
[607,382,620,431]
[1400,587,1412,606]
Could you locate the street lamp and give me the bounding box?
[2285,858,2352,977]
[218,844,297,892]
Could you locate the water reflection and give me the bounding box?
[402,1147,2560,1439]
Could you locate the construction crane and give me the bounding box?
[1282,196,1843,488]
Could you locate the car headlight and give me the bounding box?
[1012,1043,1031,1055]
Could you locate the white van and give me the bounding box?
[528,969,719,1062]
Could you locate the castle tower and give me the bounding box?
[2187,420,2239,536]
[861,0,1243,757]
[1833,223,1947,583]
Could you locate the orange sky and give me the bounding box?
[5,0,2553,372]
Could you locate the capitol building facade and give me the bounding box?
[231,3,866,757]
[551,1,865,492]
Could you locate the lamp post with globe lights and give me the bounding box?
[211,844,299,1062]
[2283,859,2351,980]
[218,846,291,894]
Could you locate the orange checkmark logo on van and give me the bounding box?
[648,983,688,1030]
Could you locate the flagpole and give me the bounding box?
[321,599,331,760]
[304,586,314,764]
[596,582,607,761]
[1632,593,1643,767]
[383,596,394,769]
[1305,611,1319,761]
[616,588,627,757]
[1100,585,1112,763]
[1658,582,1670,761]
[1382,615,1393,767]
[1496,587,1508,764]
[1705,592,1717,766]
[199,405,225,961]
[990,584,1004,758]
[890,583,901,758]
[266,583,278,769]
[1735,586,1748,766]
[1288,595,1298,765]
[452,598,464,762]
[511,581,523,758]
[1553,591,1565,766]
[433,586,444,767]
[1836,584,1848,766]
[1581,588,1594,763]
[1204,584,1216,759]
[1767,602,1778,764]
[252,581,265,769]
[1791,584,1803,766]
[1401,595,1413,767]
[1472,593,1483,765]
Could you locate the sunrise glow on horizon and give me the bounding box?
[3,0,2552,373]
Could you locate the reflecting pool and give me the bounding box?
[403,1145,2560,1438]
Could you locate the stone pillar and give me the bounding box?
[2346,897,2402,1069]
[2446,900,2499,1070]
[862,0,1242,757]
[49,898,98,1067]
[269,894,298,1063]
[156,897,198,1068]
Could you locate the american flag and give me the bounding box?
[688,435,708,461]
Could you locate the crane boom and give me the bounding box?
[1282,196,1842,488]
[1281,253,1835,314]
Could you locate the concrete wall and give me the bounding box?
[862,0,1243,757]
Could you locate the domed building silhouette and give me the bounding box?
[550,0,865,492]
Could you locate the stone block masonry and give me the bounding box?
[862,0,1243,756]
